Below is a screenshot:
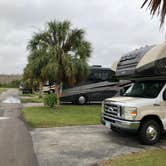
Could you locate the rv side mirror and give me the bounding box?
[120,88,125,96]
[163,89,166,101]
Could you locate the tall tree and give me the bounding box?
[26,20,92,105]
[142,0,166,27]
[23,49,49,95]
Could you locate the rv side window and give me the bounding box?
[87,67,114,83]
[94,72,99,80]
[98,73,102,80]
[102,72,109,80]
[90,72,109,81]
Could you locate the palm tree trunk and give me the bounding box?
[55,83,60,106]
[39,82,43,98]
[55,82,63,106]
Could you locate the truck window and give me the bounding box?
[123,81,165,98]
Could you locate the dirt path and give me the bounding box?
[0,89,38,166]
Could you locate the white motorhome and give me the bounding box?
[101,43,166,145]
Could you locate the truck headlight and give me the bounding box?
[121,107,137,120]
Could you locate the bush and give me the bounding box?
[44,94,57,108]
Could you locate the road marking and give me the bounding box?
[2,96,20,104]
[0,117,10,120]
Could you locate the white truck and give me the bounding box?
[101,43,166,145]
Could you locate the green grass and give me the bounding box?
[20,93,39,97]
[20,93,43,103]
[20,97,43,103]
[22,105,101,128]
[0,88,7,93]
[101,149,166,166]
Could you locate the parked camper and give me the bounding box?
[60,65,119,104]
[101,43,166,144]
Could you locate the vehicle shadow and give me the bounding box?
[105,129,166,149]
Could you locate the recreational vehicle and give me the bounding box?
[101,43,166,144]
[60,65,122,104]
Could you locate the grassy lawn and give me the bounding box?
[0,88,7,93]
[20,93,43,103]
[22,105,101,128]
[101,149,166,166]
[20,97,43,103]
[20,93,37,97]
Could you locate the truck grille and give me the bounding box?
[103,102,121,119]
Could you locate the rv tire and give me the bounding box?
[77,95,87,105]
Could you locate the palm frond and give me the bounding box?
[141,0,166,27]
[63,29,85,52]
[26,20,92,86]
[47,20,71,46]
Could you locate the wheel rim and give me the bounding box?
[146,125,158,141]
[78,96,86,104]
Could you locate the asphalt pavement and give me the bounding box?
[0,89,38,166]
[31,125,166,166]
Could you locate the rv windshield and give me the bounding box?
[123,81,165,98]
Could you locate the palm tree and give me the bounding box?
[23,49,50,96]
[142,0,166,27]
[27,20,92,105]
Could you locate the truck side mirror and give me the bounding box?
[163,89,166,101]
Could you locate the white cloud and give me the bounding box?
[0,0,164,74]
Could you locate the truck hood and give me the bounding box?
[106,96,156,107]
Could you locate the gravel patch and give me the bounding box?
[31,125,166,166]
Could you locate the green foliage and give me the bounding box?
[22,63,40,90]
[23,20,92,91]
[44,93,57,107]
[21,79,39,91]
[0,88,6,93]
[0,79,21,88]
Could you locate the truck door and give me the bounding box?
[159,88,166,130]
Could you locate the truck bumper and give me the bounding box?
[101,116,140,131]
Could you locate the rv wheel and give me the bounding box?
[77,96,86,105]
[139,119,161,145]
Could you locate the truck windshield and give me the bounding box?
[123,81,165,98]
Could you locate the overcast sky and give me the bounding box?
[0,0,165,74]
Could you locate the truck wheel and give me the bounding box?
[77,96,86,105]
[139,119,161,145]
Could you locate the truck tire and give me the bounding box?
[77,96,86,105]
[139,119,161,145]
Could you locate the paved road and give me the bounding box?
[32,125,166,166]
[0,89,38,166]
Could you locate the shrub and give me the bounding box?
[44,94,57,108]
